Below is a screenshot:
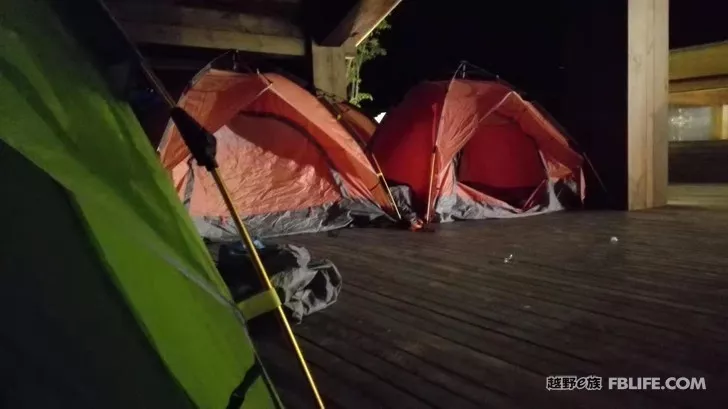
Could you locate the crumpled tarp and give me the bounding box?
[194,197,387,239]
[388,185,420,224]
[388,179,581,223]
[209,241,342,323]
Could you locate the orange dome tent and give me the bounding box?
[159,69,398,239]
[332,100,378,145]
[370,77,585,223]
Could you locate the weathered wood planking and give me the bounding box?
[257,208,728,408]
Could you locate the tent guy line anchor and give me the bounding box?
[96,1,326,408]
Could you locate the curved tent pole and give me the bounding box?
[457,60,523,94]
[424,99,442,223]
[459,61,608,202]
[454,62,606,205]
[528,100,610,201]
[317,95,402,220]
[157,50,269,153]
[156,50,234,153]
[96,1,326,408]
[425,62,465,223]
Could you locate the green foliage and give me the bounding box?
[347,19,391,107]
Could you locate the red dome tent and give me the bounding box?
[158,69,397,238]
[370,78,585,223]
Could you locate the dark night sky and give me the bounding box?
[359,0,728,115]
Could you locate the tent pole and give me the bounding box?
[370,155,402,220]
[425,99,441,224]
[319,96,402,220]
[425,148,437,223]
[172,103,327,409]
[210,169,325,409]
[96,1,325,407]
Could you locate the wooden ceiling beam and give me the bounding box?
[110,0,302,19]
[670,41,728,81]
[320,0,402,47]
[670,75,728,93]
[120,22,305,56]
[107,2,305,56]
[670,88,728,106]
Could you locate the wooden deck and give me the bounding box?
[258,207,728,409]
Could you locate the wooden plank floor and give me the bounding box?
[257,207,728,409]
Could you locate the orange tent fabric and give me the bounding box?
[370,79,584,222]
[159,70,395,238]
[333,101,378,146]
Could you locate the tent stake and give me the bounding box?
[96,1,325,407]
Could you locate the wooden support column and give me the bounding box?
[311,44,348,100]
[627,0,669,210]
[560,0,668,210]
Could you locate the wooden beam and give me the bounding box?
[121,22,305,55]
[145,57,211,72]
[106,2,304,55]
[169,0,302,19]
[628,0,668,210]
[670,88,728,106]
[311,44,348,99]
[670,41,728,81]
[321,0,402,47]
[670,75,728,93]
[107,2,302,37]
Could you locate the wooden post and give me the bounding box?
[560,0,668,210]
[627,0,669,210]
[311,43,348,100]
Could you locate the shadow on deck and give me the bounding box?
[258,207,728,409]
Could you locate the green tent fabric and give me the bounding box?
[0,0,281,408]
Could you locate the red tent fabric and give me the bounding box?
[370,79,585,222]
[159,69,396,238]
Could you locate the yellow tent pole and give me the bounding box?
[424,148,437,223]
[320,97,401,220]
[369,155,402,220]
[96,1,325,407]
[210,170,325,409]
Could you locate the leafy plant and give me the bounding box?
[347,19,390,106]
